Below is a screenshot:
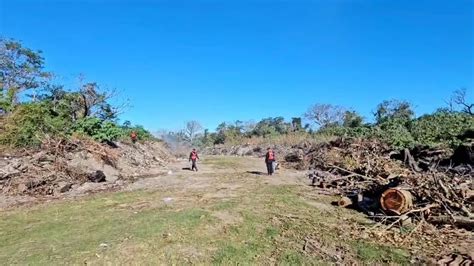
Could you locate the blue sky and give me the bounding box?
[1,0,472,132]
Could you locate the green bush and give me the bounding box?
[0,102,71,147]
[411,111,474,147]
[373,118,415,149]
[73,117,122,143]
[318,125,372,139]
[121,123,155,142]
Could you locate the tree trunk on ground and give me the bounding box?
[380,188,413,215]
[428,215,474,230]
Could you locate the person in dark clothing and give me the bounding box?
[265,148,276,175]
[189,149,200,171]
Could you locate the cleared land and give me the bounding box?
[0,156,410,265]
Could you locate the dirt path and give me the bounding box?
[0,156,417,264]
[127,156,307,191]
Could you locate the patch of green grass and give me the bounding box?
[0,191,212,265]
[210,200,238,211]
[265,226,279,239]
[213,245,240,264]
[212,240,268,264]
[355,241,410,264]
[264,185,311,207]
[279,251,316,265]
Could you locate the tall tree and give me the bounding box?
[343,111,364,128]
[291,117,303,131]
[0,39,51,113]
[184,120,203,143]
[374,100,414,124]
[449,88,473,115]
[304,104,346,128]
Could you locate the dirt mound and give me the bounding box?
[0,138,173,198]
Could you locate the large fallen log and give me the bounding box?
[428,215,474,230]
[380,188,413,215]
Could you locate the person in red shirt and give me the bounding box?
[130,131,138,143]
[189,149,200,171]
[265,148,276,175]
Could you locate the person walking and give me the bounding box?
[265,148,276,175]
[189,149,200,172]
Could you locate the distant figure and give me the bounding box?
[265,148,276,176]
[189,148,200,172]
[130,131,138,143]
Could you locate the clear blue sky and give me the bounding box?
[1,0,472,132]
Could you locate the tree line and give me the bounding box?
[174,91,473,149]
[2,38,472,150]
[0,38,153,147]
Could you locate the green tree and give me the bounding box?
[374,100,414,124]
[342,111,364,128]
[251,117,291,136]
[0,39,51,113]
[291,117,303,131]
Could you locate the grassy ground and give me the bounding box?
[0,156,410,265]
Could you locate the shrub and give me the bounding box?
[373,118,415,149]
[73,117,122,143]
[121,124,155,142]
[0,102,71,147]
[317,125,372,139]
[411,111,474,148]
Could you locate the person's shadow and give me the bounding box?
[182,167,192,171]
[246,171,266,175]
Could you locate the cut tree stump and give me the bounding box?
[380,188,413,215]
[337,196,353,208]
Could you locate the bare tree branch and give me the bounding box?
[184,121,203,143]
[304,104,346,128]
[452,88,473,115]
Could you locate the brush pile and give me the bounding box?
[301,138,473,231]
[0,137,172,198]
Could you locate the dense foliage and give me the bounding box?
[0,39,154,147]
[195,98,473,150]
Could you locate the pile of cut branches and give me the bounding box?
[301,138,473,230]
